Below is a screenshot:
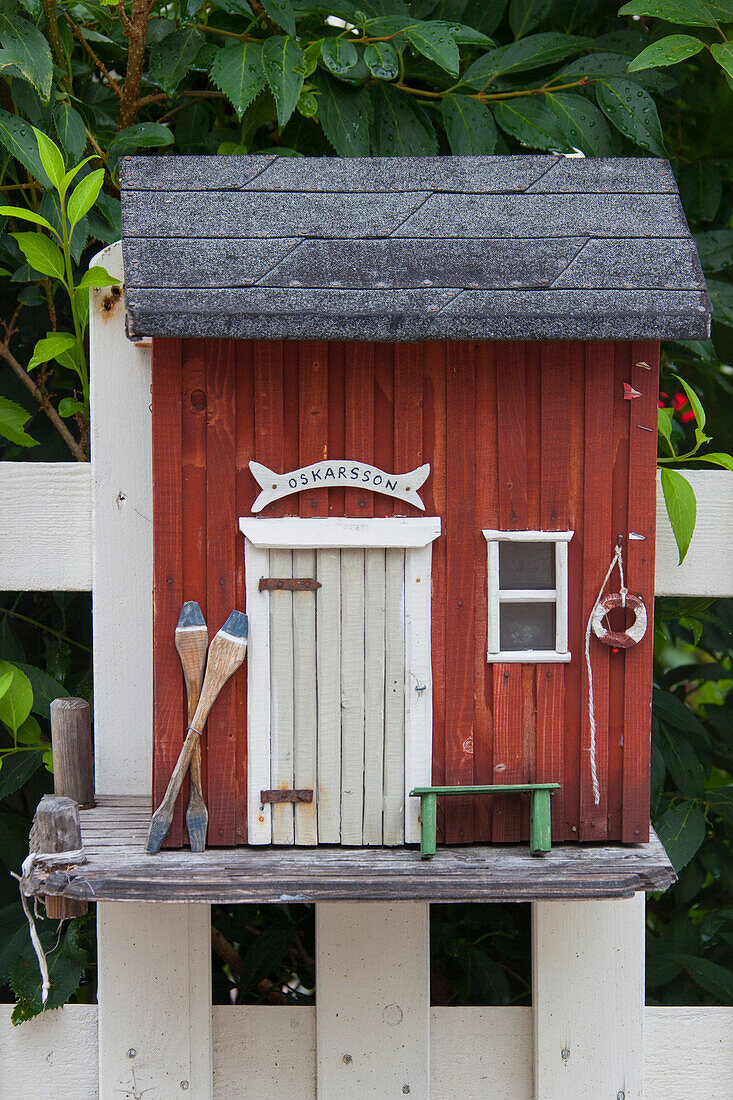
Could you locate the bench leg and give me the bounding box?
[420,793,437,859]
[530,790,552,855]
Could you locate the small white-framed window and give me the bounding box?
[483,530,574,663]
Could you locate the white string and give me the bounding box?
[585,541,625,806]
[12,848,87,1006]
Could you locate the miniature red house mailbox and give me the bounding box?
[120,154,710,852]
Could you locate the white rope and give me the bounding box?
[11,847,87,1007]
[585,541,626,806]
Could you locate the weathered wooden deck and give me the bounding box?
[24,795,675,905]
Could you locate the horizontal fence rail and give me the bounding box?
[3,1004,732,1100]
[0,463,731,597]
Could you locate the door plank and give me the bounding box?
[293,548,318,845]
[316,549,341,843]
[384,548,406,845]
[363,549,386,845]
[269,548,295,844]
[340,548,366,845]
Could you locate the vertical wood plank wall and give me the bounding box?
[152,338,658,846]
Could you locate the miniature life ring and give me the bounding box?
[591,593,647,649]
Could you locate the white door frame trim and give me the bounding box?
[242,519,440,845]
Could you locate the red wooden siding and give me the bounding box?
[152,338,659,846]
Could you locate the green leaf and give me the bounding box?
[0,750,42,800]
[0,396,37,448]
[0,108,47,183]
[77,265,118,289]
[28,332,77,371]
[0,668,12,700]
[364,41,399,79]
[493,98,569,152]
[107,123,174,174]
[13,662,68,720]
[547,92,618,156]
[372,83,438,156]
[661,467,697,565]
[10,233,65,280]
[706,279,733,328]
[60,155,101,198]
[441,95,497,154]
[58,397,84,418]
[462,34,592,88]
[672,374,706,431]
[316,72,372,156]
[262,36,306,128]
[320,36,358,76]
[628,33,705,71]
[658,405,675,454]
[509,0,552,38]
[402,20,460,77]
[0,661,33,732]
[0,14,53,103]
[211,42,265,120]
[595,77,667,157]
[148,27,205,97]
[704,785,733,821]
[0,206,56,234]
[674,954,733,1002]
[261,0,296,35]
[618,0,731,27]
[33,127,65,192]
[302,37,324,77]
[661,728,705,798]
[655,800,706,871]
[53,102,86,163]
[438,23,494,47]
[67,169,105,229]
[16,714,43,745]
[10,932,86,1021]
[694,229,733,273]
[688,452,733,470]
[710,41,733,80]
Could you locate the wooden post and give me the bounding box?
[33,794,88,919]
[50,697,94,808]
[532,895,645,1099]
[317,902,430,1098]
[90,243,214,1100]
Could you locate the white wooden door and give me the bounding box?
[264,547,406,846]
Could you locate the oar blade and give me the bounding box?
[186,799,208,853]
[146,805,173,855]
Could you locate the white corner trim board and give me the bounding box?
[239,515,441,549]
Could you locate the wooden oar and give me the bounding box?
[175,601,209,853]
[146,610,248,854]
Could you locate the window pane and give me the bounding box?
[499,541,555,590]
[500,603,555,651]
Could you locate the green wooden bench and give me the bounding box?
[408,784,562,859]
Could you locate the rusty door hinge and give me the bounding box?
[259,577,322,592]
[260,789,314,803]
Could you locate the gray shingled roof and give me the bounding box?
[120,155,711,342]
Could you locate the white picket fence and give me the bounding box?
[1,242,732,1099]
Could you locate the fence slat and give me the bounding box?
[532,895,645,1100]
[5,1003,733,1100]
[316,902,430,1098]
[1,467,729,598]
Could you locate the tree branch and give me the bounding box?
[117,0,150,129]
[67,17,122,99]
[0,338,87,461]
